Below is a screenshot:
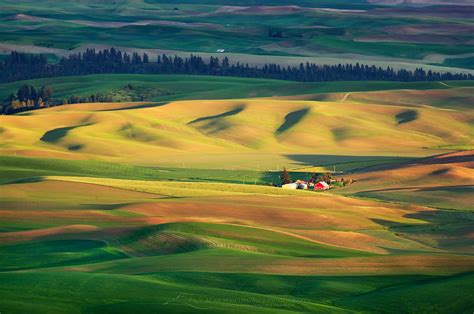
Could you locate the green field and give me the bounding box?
[1,0,474,312]
[1,86,473,311]
[0,0,473,72]
[2,74,473,104]
[1,158,473,312]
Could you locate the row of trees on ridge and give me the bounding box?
[1,49,472,84]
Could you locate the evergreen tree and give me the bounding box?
[322,172,332,184]
[280,168,292,185]
[30,86,37,101]
[17,84,31,101]
[38,86,53,101]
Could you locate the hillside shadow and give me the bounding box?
[99,102,168,112]
[371,209,474,252]
[396,110,418,124]
[0,177,45,185]
[275,107,310,134]
[67,144,84,151]
[188,104,245,124]
[40,123,92,143]
[79,203,132,210]
[332,127,350,142]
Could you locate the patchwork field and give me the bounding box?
[0,0,473,72]
[1,173,474,312]
[1,0,473,312]
[1,77,473,312]
[336,150,474,211]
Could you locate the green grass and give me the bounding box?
[1,2,473,312]
[0,271,351,313]
[336,272,474,313]
[310,35,474,60]
[0,155,280,184]
[1,270,471,313]
[443,57,474,70]
[357,186,474,211]
[0,240,127,271]
[116,222,373,258]
[45,176,316,197]
[1,74,473,104]
[1,1,473,72]
[1,154,473,312]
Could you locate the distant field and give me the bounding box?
[1,1,473,311]
[2,74,473,103]
[0,0,473,73]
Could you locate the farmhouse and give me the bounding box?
[282,183,298,189]
[295,180,308,190]
[314,181,330,190]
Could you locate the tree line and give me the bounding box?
[0,84,114,114]
[0,49,472,84]
[2,84,53,114]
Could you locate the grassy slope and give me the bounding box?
[1,85,472,168]
[1,74,473,102]
[1,171,473,312]
[0,155,282,184]
[0,116,472,311]
[1,271,473,313]
[1,2,473,311]
[0,271,349,313]
[336,150,474,211]
[0,62,472,314]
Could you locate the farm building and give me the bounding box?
[282,183,298,189]
[314,181,330,190]
[296,180,308,190]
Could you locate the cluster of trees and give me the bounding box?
[1,84,53,114]
[281,169,334,186]
[309,172,355,186]
[65,93,113,104]
[0,83,117,114]
[1,49,472,84]
[310,172,332,184]
[280,168,354,187]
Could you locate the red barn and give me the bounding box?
[314,181,330,190]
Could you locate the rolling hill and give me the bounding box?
[1,0,473,311]
[1,166,473,312]
[1,82,473,313]
[337,150,474,211]
[1,86,472,168]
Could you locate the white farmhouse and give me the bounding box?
[282,183,298,190]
